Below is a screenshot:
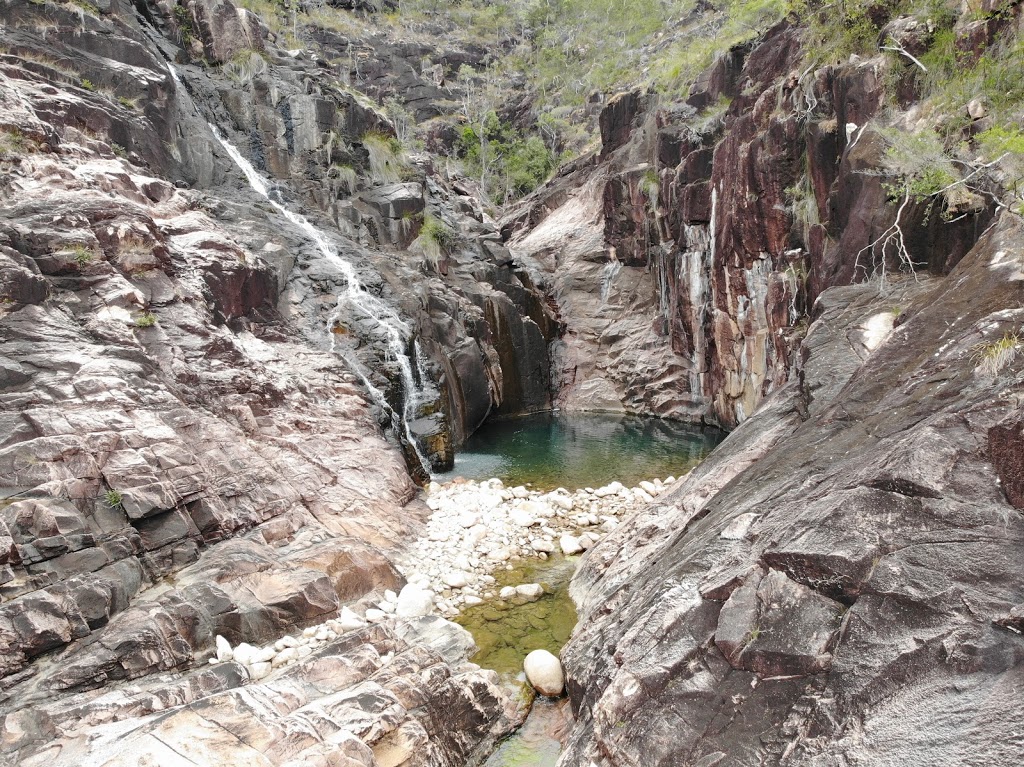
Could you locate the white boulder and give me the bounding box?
[559,534,583,555]
[215,635,233,662]
[524,649,564,696]
[396,584,435,618]
[515,583,544,600]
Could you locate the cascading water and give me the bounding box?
[199,116,433,476]
[600,255,622,304]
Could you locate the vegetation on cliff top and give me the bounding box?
[226,0,1023,213]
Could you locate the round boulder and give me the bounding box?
[524,649,564,696]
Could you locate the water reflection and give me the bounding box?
[437,411,724,490]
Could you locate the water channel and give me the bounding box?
[446,412,724,766]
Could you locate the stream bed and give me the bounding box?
[441,412,724,766]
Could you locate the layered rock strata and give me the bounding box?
[504,23,993,429]
[559,215,1024,765]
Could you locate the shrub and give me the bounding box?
[104,489,122,507]
[974,331,1020,377]
[362,131,405,184]
[134,311,157,328]
[416,215,457,267]
[80,78,95,91]
[331,162,358,194]
[457,115,555,204]
[71,244,95,266]
[223,49,268,86]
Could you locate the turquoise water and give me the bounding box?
[437,411,724,490]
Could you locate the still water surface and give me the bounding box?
[436,411,723,491]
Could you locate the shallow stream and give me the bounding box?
[444,412,723,766]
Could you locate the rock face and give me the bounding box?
[504,24,993,428]
[558,215,1024,765]
[0,0,539,761]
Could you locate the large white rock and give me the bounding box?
[639,480,659,496]
[560,534,583,555]
[249,661,271,681]
[232,642,257,666]
[524,649,564,696]
[516,583,544,600]
[396,584,435,618]
[547,495,574,511]
[215,635,233,662]
[509,507,537,527]
[444,571,470,589]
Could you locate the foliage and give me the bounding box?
[457,113,556,204]
[0,127,27,160]
[134,311,157,328]
[415,214,457,268]
[64,0,100,15]
[973,331,1020,377]
[640,168,659,207]
[80,78,95,91]
[104,489,123,507]
[117,96,138,109]
[71,245,95,266]
[420,214,457,250]
[362,130,406,183]
[223,49,269,85]
[331,162,358,194]
[174,2,195,46]
[879,128,960,203]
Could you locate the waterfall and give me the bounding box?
[204,119,433,476]
[600,254,622,304]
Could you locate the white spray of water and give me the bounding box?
[200,115,432,475]
[601,253,622,305]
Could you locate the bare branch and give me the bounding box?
[880,43,928,73]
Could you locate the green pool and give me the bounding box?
[436,411,723,491]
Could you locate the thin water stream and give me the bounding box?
[201,111,432,474]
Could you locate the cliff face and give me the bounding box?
[505,22,994,428]
[559,213,1024,765]
[0,0,550,761]
[1,0,1023,763]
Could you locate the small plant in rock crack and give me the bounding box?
[104,490,123,508]
[973,331,1021,377]
[134,311,157,328]
[415,215,457,269]
[80,78,95,91]
[71,245,95,266]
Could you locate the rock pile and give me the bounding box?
[398,476,675,616]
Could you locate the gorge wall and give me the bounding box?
[0,0,1022,764]
[504,21,994,428]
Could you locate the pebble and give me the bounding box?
[393,475,666,619]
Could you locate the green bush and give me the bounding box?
[134,311,157,328]
[457,114,556,204]
[104,489,123,507]
[71,244,95,266]
[415,214,457,268]
[362,131,406,184]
